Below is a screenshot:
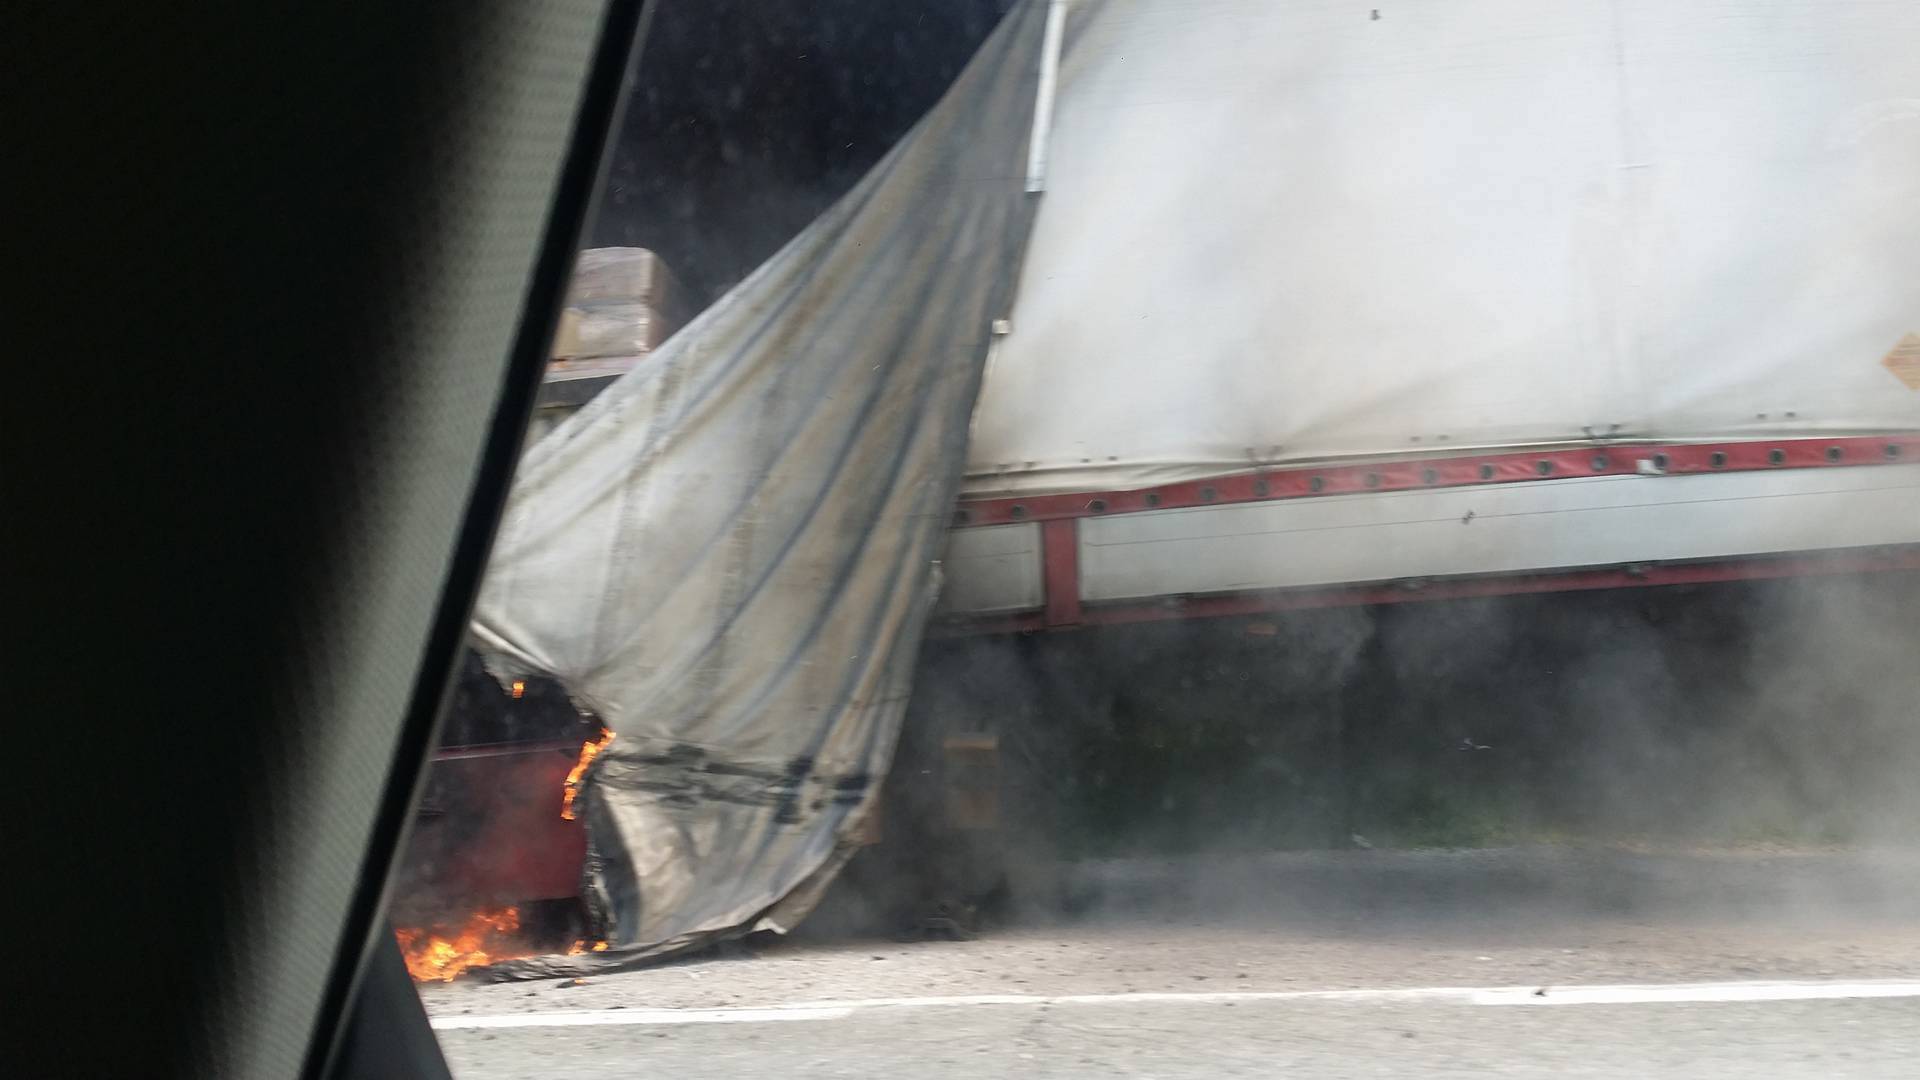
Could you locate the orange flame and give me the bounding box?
[394,906,525,982]
[565,938,612,956]
[561,728,615,820]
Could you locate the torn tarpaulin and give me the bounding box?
[468,0,1049,978]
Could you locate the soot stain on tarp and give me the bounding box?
[614,743,872,823]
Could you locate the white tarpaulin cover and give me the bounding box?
[968,0,1920,496]
[470,0,1047,974]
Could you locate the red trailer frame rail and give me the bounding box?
[942,435,1920,633]
[955,436,1920,527]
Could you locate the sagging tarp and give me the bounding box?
[469,0,1048,975]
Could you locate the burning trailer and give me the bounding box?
[398,0,1920,978]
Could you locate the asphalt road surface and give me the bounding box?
[420,848,1920,1078]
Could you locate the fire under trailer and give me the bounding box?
[409,0,1920,971]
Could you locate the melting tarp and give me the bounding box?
[470,0,1048,976]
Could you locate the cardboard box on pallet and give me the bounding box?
[549,247,690,361]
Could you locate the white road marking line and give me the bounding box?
[1474,981,1920,1006]
[434,1006,854,1030]
[430,980,1920,1031]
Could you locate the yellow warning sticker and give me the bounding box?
[1885,333,1920,391]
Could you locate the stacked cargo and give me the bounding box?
[549,246,687,362]
[529,247,689,446]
